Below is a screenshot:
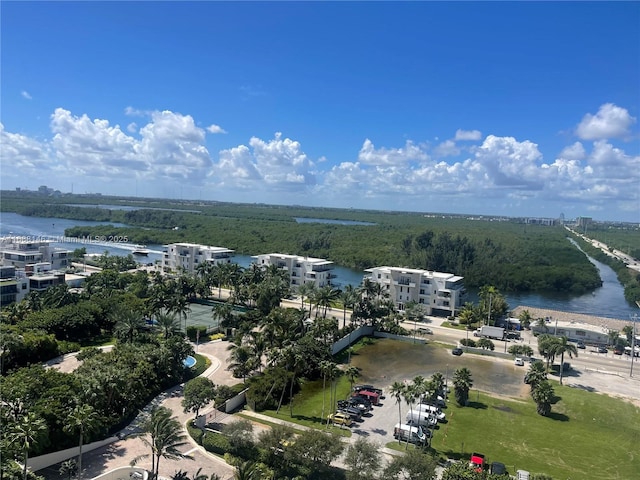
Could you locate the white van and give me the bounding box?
[416,403,446,421]
[393,423,427,444]
[405,409,437,427]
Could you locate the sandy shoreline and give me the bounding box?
[512,305,637,332]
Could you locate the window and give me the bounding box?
[378,274,381,279]
[400,286,403,293]
[420,289,425,294]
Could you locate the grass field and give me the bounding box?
[257,375,353,437]
[431,388,640,479]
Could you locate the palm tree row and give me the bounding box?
[537,334,578,385]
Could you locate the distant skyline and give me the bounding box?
[1,2,639,222]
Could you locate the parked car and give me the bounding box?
[514,357,525,366]
[469,453,485,473]
[452,347,463,356]
[337,406,362,421]
[328,412,354,427]
[576,341,586,349]
[491,462,507,475]
[354,385,385,398]
[350,396,373,411]
[597,346,608,353]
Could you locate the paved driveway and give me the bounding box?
[39,340,239,480]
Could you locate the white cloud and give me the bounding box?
[576,103,636,140]
[455,129,482,141]
[211,133,317,194]
[0,123,51,171]
[21,90,32,100]
[358,139,429,166]
[474,135,544,188]
[434,139,460,157]
[207,124,227,134]
[127,122,138,133]
[559,142,586,161]
[124,106,147,117]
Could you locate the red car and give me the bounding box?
[469,453,485,472]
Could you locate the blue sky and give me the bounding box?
[1,1,639,222]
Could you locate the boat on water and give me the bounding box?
[132,245,149,256]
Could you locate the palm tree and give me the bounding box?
[453,368,473,406]
[64,404,102,480]
[538,334,558,371]
[168,294,191,334]
[325,362,342,426]
[234,460,260,480]
[319,360,334,421]
[339,285,358,329]
[390,381,405,444]
[524,361,547,391]
[518,309,533,330]
[531,380,554,416]
[7,412,48,480]
[297,282,313,312]
[155,312,181,339]
[130,406,192,480]
[552,336,578,385]
[479,285,498,325]
[113,309,146,343]
[345,365,360,393]
[316,286,340,319]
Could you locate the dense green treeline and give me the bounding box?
[2,193,604,294]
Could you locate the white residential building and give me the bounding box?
[162,242,235,274]
[364,266,465,317]
[252,253,336,291]
[0,237,71,270]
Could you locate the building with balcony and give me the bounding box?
[0,237,70,270]
[162,243,235,274]
[252,253,336,291]
[364,266,465,317]
[0,265,29,305]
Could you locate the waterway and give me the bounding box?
[1,212,637,321]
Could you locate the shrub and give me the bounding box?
[186,325,208,342]
[76,346,103,361]
[202,432,232,455]
[460,338,477,347]
[57,341,81,355]
[186,421,204,445]
[209,333,225,341]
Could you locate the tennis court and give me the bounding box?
[184,300,246,332]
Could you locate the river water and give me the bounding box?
[1,212,637,321]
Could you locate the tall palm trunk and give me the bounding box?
[321,373,327,420]
[77,430,83,480]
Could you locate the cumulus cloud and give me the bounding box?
[474,135,544,189]
[213,133,316,191]
[207,124,227,134]
[42,108,213,182]
[21,90,32,100]
[455,129,482,141]
[358,139,429,166]
[559,142,586,161]
[127,122,138,133]
[0,123,50,171]
[434,139,460,157]
[576,103,636,140]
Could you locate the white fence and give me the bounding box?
[27,436,118,472]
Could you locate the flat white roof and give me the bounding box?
[253,253,333,265]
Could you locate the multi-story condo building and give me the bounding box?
[252,253,336,291]
[0,266,29,306]
[0,237,70,270]
[364,266,465,317]
[162,242,235,274]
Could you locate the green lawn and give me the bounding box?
[257,375,353,437]
[431,388,640,479]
